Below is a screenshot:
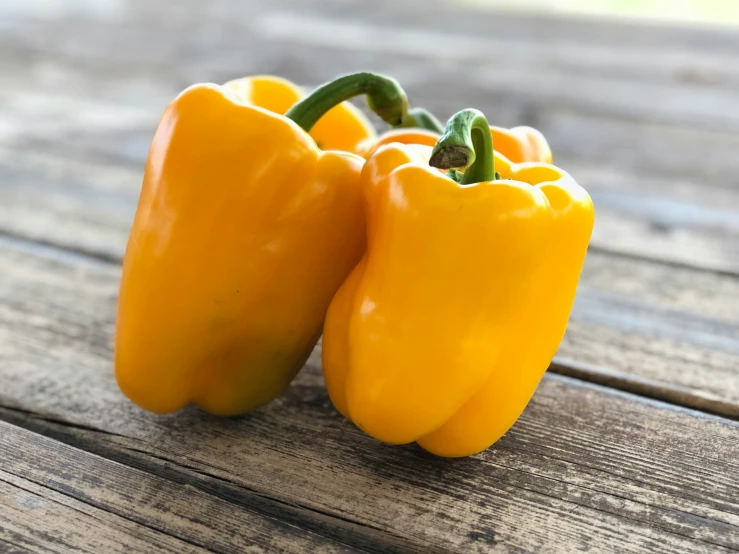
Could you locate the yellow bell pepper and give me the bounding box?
[355,124,552,163]
[322,109,593,457]
[223,75,376,153]
[115,73,411,416]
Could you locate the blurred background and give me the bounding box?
[1,0,738,274]
[468,0,739,25]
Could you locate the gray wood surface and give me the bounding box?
[1,0,739,552]
[0,473,205,554]
[0,237,738,553]
[0,421,358,554]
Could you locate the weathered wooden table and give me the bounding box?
[1,1,738,552]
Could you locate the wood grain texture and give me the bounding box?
[1,467,209,553]
[0,421,359,554]
[562,251,739,416]
[0,237,738,553]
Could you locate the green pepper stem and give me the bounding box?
[394,107,445,134]
[285,72,409,132]
[429,109,495,185]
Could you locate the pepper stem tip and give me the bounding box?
[429,108,495,185]
[429,146,474,170]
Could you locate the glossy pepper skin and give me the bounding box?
[115,73,410,416]
[223,75,376,152]
[355,125,552,163]
[322,114,593,457]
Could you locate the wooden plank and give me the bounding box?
[7,54,739,190]
[5,0,739,133]
[1,468,209,553]
[562,251,739,416]
[0,421,361,554]
[5,49,739,197]
[0,474,193,554]
[249,15,739,131]
[14,0,739,59]
[1,149,737,413]
[0,152,136,262]
[0,237,738,553]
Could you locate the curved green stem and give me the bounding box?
[429,109,495,185]
[394,107,445,134]
[285,72,409,132]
